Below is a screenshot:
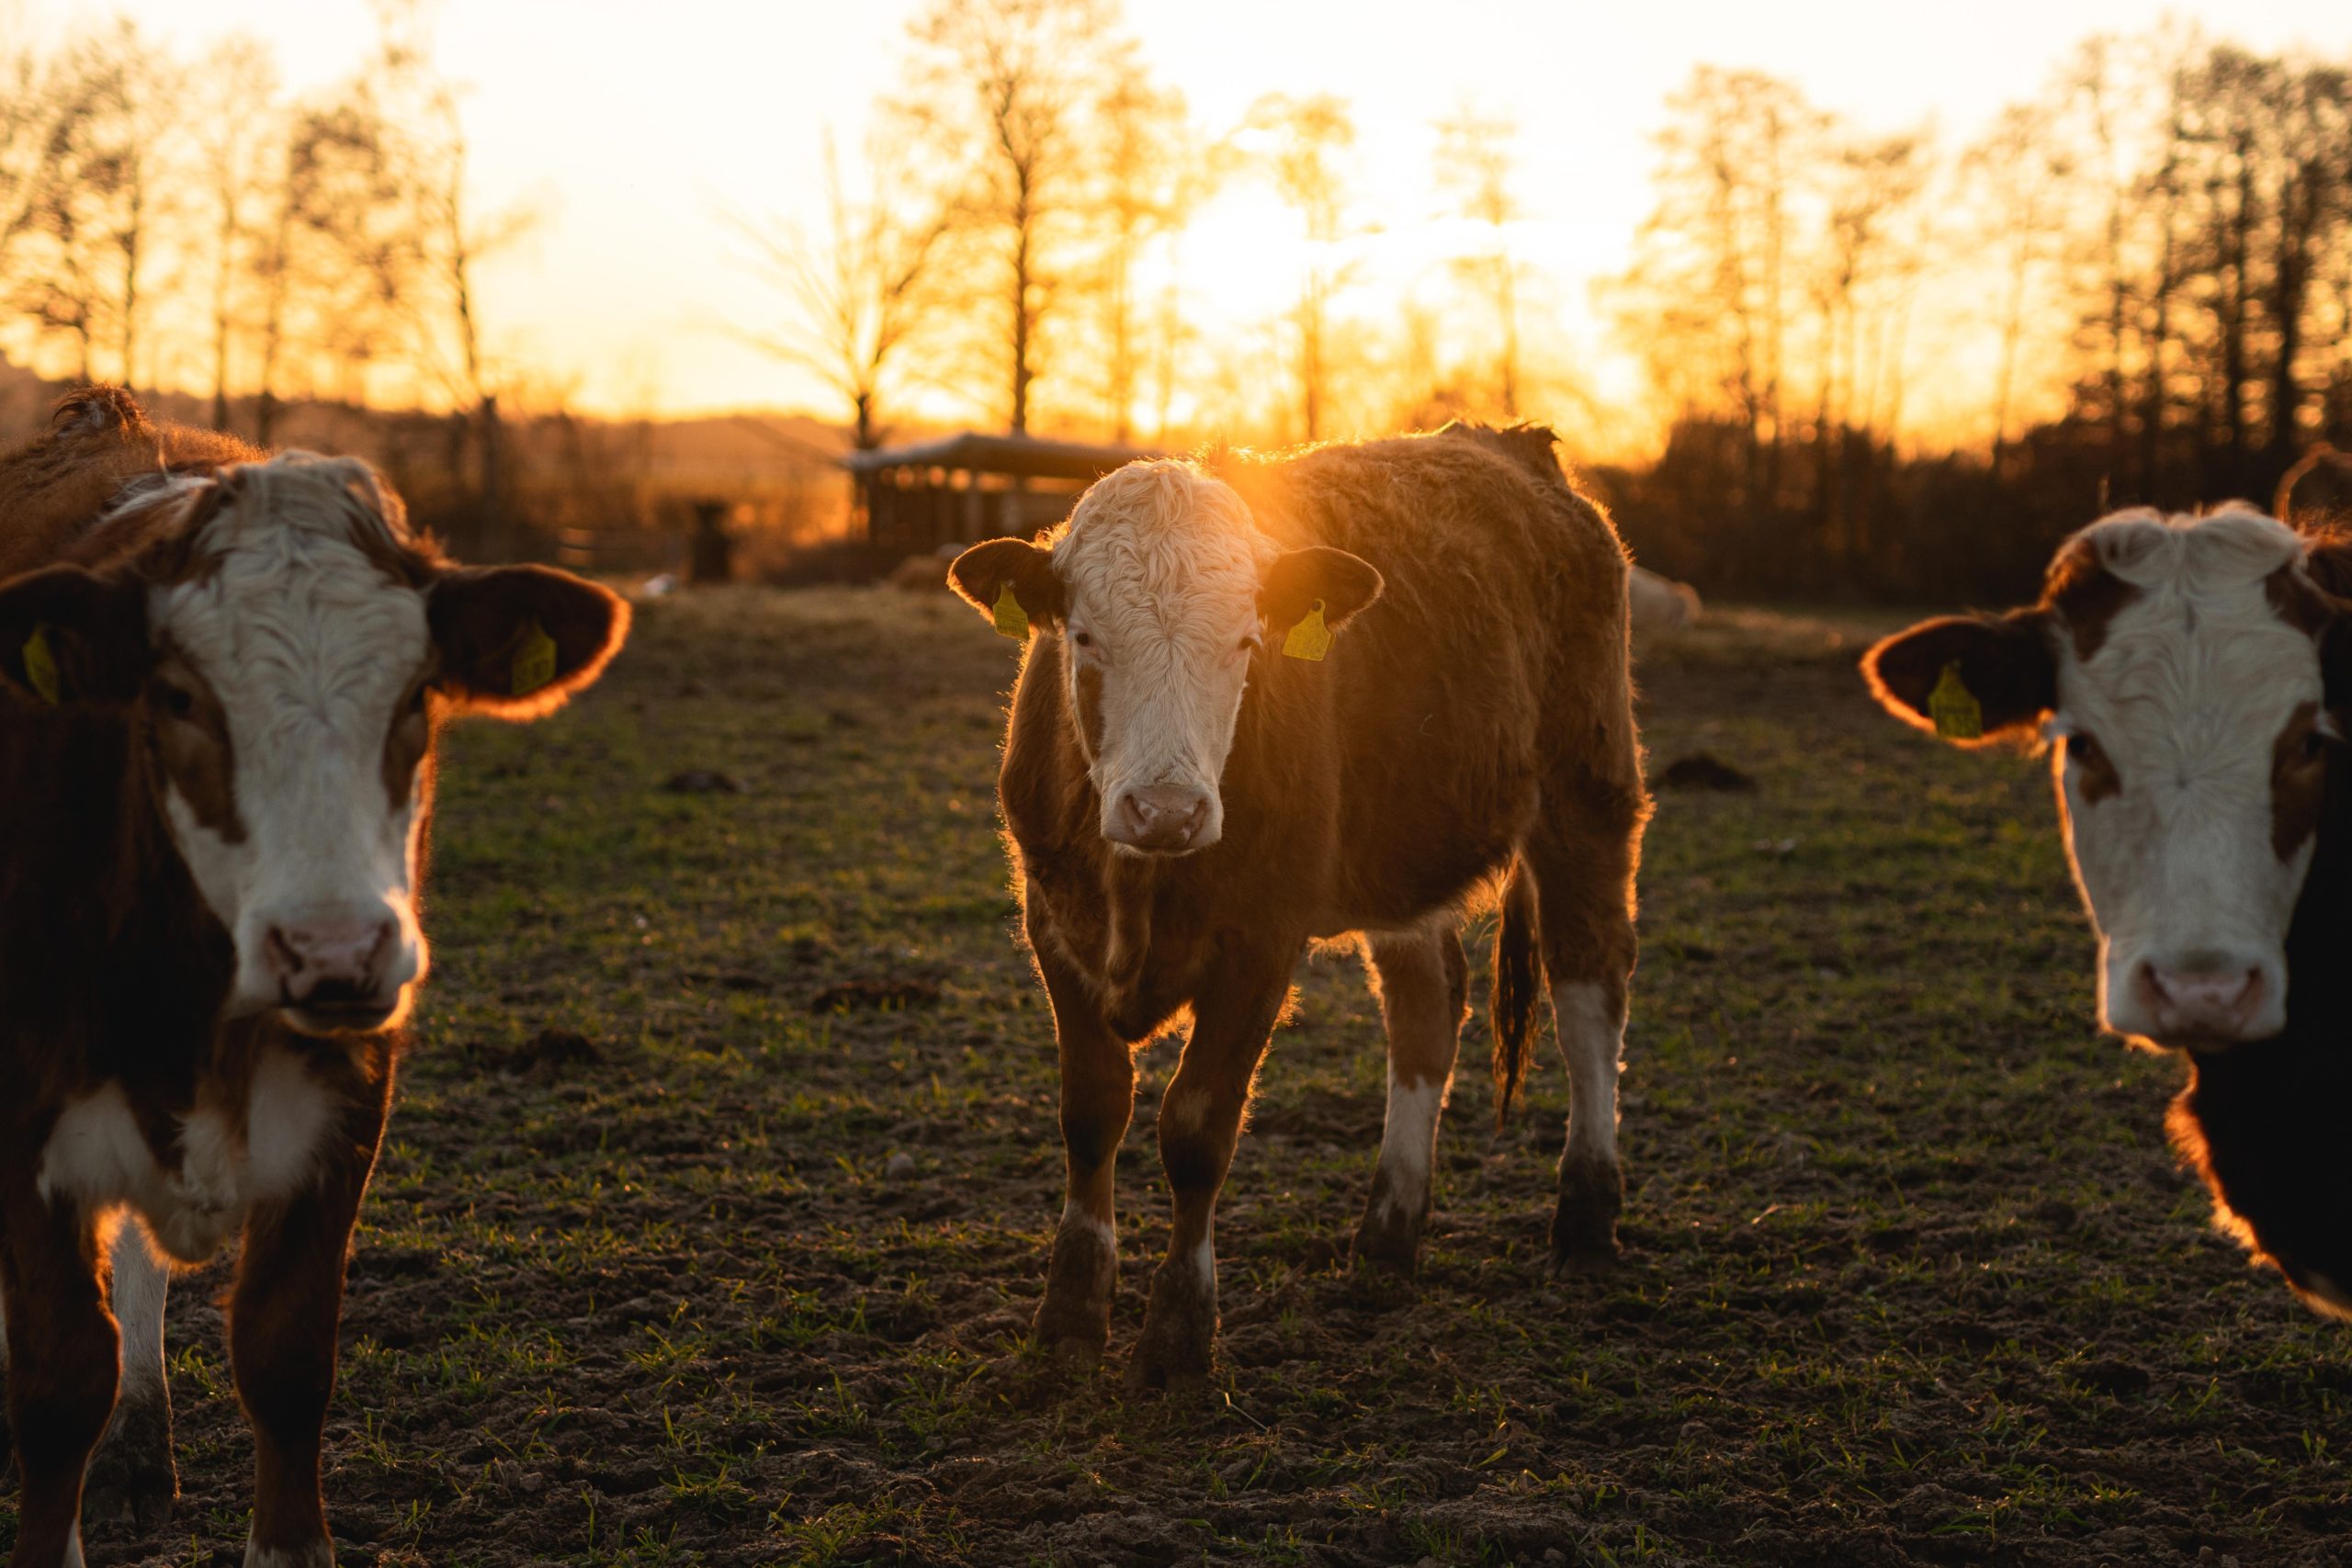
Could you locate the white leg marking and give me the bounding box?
[1364,931,1462,1219]
[1553,980,1623,1168]
[1058,1197,1114,1249]
[244,1539,334,1568]
[1374,1072,1448,1218]
[109,1222,169,1403]
[62,1522,86,1568]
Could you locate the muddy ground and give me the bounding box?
[17,587,2352,1566]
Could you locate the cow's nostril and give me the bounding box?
[265,926,304,983]
[1111,789,1210,849]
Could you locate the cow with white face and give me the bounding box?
[0,389,628,1567]
[952,426,1649,1391]
[1863,504,2352,1316]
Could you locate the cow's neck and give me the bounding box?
[2280,755,2352,1022]
[2,705,237,1047]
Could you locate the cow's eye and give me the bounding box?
[1238,632,1262,657]
[157,682,196,721]
[1071,630,1094,650]
[405,683,428,717]
[2068,731,2105,770]
[2302,729,2328,763]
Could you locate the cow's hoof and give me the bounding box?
[1031,1329,1107,1373]
[1550,1160,1623,1272]
[1125,1272,1216,1394]
[1547,1242,1620,1280]
[1350,1209,1426,1275]
[1350,1179,1427,1276]
[84,1393,176,1533]
[1123,1339,1212,1394]
[1030,1292,1112,1370]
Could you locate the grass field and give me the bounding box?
[20,585,2352,1567]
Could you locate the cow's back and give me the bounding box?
[1218,426,1637,924]
[0,389,258,579]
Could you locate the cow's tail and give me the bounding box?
[1491,862,1544,1128]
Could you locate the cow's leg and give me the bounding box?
[1129,954,1293,1393]
[82,1223,175,1532]
[1351,927,1468,1273]
[229,1090,385,1568]
[0,1179,116,1568]
[1029,942,1136,1370]
[1525,793,1643,1274]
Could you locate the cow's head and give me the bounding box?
[0,451,629,1034]
[1864,507,2352,1052]
[949,459,1381,855]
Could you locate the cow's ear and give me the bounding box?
[2301,529,2352,600]
[1862,610,2056,746]
[949,537,1064,631]
[427,565,629,719]
[0,565,149,708]
[1260,547,1384,637]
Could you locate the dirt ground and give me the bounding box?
[17,586,2352,1566]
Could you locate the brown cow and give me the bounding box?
[0,389,628,1567]
[950,423,1648,1388]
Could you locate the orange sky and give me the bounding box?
[38,0,2352,443]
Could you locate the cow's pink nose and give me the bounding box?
[264,917,399,1008]
[2138,955,2265,1042]
[1109,786,1211,852]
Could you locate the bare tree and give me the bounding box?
[897,0,1124,434]
[1085,58,1198,441]
[194,35,281,431]
[1609,67,1823,514]
[1964,102,2073,478]
[1433,106,1525,418]
[17,21,181,387]
[731,129,948,451]
[1245,92,1356,442]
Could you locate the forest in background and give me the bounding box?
[1,2,2347,602]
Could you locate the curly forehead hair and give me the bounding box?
[1055,460,1272,582]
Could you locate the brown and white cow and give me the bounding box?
[1863,504,2352,1316]
[0,389,628,1567]
[950,423,1648,1389]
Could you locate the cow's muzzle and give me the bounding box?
[1105,784,1216,855]
[2116,948,2285,1050]
[264,909,411,1034]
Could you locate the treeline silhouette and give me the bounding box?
[763,10,2352,603]
[0,6,592,556]
[3,5,2346,601]
[1599,35,2352,603]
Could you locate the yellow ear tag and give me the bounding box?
[991,583,1030,641]
[21,623,61,705]
[511,620,559,698]
[1928,660,1983,740]
[1282,599,1332,661]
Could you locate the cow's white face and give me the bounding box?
[148,460,438,1031]
[1054,464,1270,853]
[0,451,631,1036]
[2052,513,2330,1047]
[1866,507,2342,1052]
[948,459,1383,857]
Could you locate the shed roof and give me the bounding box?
[839,431,1159,481]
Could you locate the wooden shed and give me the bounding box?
[842,432,1159,557]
